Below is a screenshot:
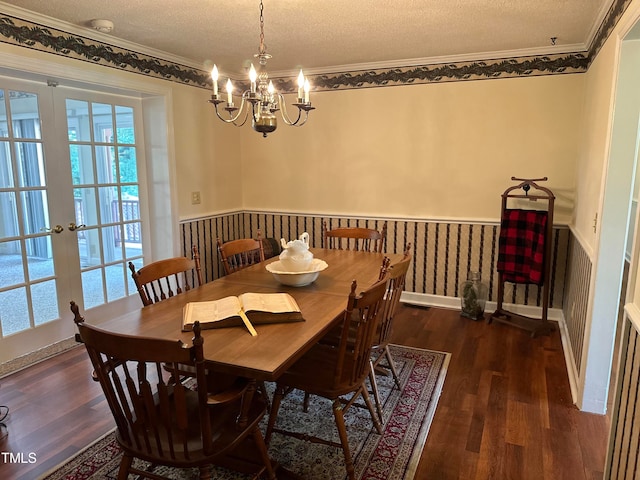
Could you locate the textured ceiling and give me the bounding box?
[0,0,613,77]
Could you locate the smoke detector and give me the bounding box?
[90,19,114,33]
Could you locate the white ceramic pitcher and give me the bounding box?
[279,232,314,272]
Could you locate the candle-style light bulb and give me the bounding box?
[297,70,305,101]
[304,79,310,104]
[226,79,233,104]
[249,64,257,94]
[211,65,219,96]
[268,80,275,95]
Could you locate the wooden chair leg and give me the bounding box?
[332,398,356,480]
[384,346,402,390]
[360,383,383,435]
[368,360,384,424]
[198,464,212,480]
[303,391,311,412]
[117,454,134,480]
[252,427,276,480]
[265,384,285,445]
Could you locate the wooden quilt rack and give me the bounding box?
[488,176,555,337]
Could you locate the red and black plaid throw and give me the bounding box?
[497,208,548,285]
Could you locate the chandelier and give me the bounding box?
[208,0,315,138]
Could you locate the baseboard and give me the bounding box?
[556,315,580,406]
[0,336,78,378]
[400,292,564,321]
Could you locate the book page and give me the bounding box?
[184,296,243,325]
[239,292,300,314]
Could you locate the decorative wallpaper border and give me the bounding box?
[589,0,633,63]
[0,0,630,91]
[311,54,588,90]
[0,15,210,88]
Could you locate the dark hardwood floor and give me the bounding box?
[393,305,609,480]
[0,305,610,479]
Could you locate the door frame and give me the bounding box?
[0,48,178,368]
[580,10,640,414]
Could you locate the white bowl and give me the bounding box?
[266,259,328,287]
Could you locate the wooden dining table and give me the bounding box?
[95,248,404,382]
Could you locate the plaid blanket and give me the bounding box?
[497,208,548,285]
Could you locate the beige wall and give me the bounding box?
[172,85,243,219]
[0,41,585,227]
[237,74,584,224]
[574,40,619,256]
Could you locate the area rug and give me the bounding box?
[42,345,449,480]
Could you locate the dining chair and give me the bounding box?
[70,301,275,480]
[264,277,388,480]
[128,244,256,398]
[128,245,203,306]
[322,220,388,253]
[369,244,413,422]
[217,236,265,275]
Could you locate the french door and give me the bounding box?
[0,78,147,363]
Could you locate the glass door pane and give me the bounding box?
[0,88,62,337]
[66,99,143,309]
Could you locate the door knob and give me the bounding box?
[41,225,64,234]
[68,222,86,232]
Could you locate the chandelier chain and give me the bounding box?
[258,0,266,56]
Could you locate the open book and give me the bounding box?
[182,292,304,335]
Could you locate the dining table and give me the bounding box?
[93,248,404,382]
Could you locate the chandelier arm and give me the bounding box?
[213,105,243,124]
[232,108,250,127]
[210,95,250,125]
[286,110,310,127]
[275,93,306,126]
[212,103,250,127]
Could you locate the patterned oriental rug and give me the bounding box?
[42,345,449,480]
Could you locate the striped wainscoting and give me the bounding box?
[179,211,573,309]
[562,234,593,377]
[179,212,246,283]
[606,306,640,480]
